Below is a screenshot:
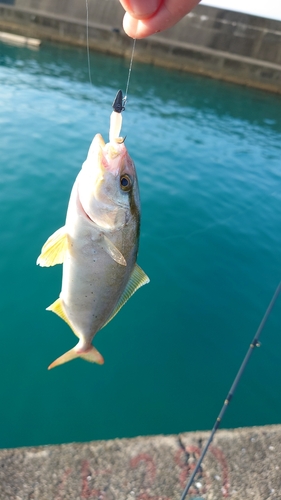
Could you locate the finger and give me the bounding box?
[123,0,200,38]
[119,0,163,20]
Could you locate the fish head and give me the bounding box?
[78,133,140,230]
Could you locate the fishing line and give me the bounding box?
[85,0,136,107]
[85,0,92,85]
[180,280,281,500]
[123,38,136,109]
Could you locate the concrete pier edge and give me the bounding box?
[0,425,280,499]
[0,1,281,93]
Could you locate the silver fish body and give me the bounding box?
[37,116,149,369]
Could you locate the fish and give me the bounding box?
[37,97,149,369]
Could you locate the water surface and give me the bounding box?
[0,41,281,448]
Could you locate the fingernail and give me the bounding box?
[129,0,161,18]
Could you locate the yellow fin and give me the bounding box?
[46,297,77,335]
[80,346,104,365]
[102,263,150,329]
[37,226,68,267]
[103,234,127,266]
[48,345,104,370]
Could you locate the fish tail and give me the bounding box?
[48,345,104,370]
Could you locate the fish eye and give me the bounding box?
[120,174,132,192]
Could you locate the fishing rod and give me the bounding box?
[180,280,281,500]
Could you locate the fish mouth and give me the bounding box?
[96,134,128,175]
[88,133,130,178]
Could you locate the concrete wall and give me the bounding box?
[0,0,281,93]
[162,5,281,65]
[15,0,124,28]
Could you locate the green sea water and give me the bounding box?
[0,41,281,449]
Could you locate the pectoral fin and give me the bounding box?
[103,234,127,266]
[102,264,150,328]
[37,226,68,267]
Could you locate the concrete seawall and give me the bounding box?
[0,425,280,499]
[0,0,281,93]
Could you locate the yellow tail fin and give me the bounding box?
[48,345,104,370]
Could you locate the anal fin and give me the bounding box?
[46,297,78,336]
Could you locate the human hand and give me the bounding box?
[119,0,201,38]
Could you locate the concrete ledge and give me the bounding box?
[0,30,40,46]
[0,425,280,499]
